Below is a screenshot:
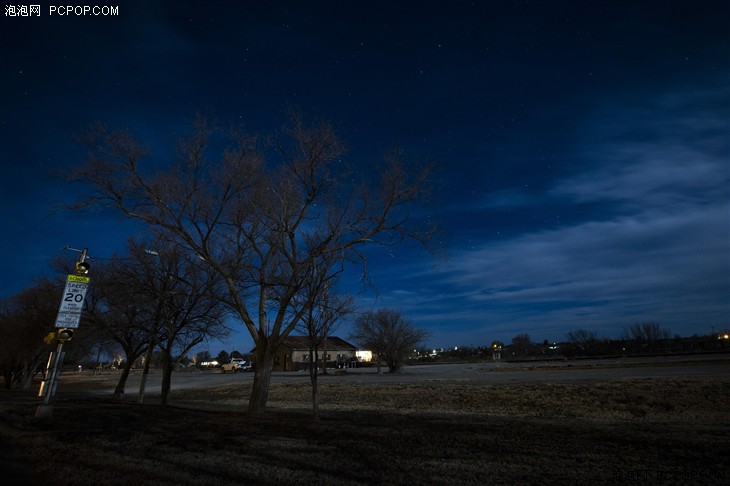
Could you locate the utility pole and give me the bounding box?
[35,248,91,419]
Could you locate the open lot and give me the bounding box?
[1,355,728,485]
[49,352,730,395]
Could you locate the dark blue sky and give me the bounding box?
[1,1,728,351]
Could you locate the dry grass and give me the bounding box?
[172,377,729,422]
[1,377,728,485]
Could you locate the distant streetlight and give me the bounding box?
[138,248,161,403]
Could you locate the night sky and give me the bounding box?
[1,1,728,351]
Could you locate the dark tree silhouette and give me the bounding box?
[510,333,533,357]
[0,279,63,389]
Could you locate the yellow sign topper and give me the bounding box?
[67,274,90,284]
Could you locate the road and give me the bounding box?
[3,353,726,405]
[60,353,730,395]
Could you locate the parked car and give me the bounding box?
[236,360,253,372]
[220,359,253,373]
[220,362,239,373]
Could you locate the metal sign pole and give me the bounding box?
[35,342,64,418]
[35,247,90,419]
[42,342,64,403]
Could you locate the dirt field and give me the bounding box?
[0,369,728,485]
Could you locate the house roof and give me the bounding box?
[281,336,357,352]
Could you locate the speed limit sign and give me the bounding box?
[54,274,90,329]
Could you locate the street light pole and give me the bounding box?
[138,248,161,403]
[137,335,155,403]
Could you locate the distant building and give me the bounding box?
[268,336,358,372]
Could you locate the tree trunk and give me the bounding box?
[320,337,328,376]
[93,345,102,376]
[311,372,319,419]
[310,347,320,420]
[248,346,275,415]
[20,360,36,389]
[113,361,134,400]
[160,351,174,406]
[16,353,45,389]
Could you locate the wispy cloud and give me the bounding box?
[369,87,729,345]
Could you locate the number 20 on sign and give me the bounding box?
[57,274,90,315]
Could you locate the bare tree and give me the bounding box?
[624,322,671,342]
[566,329,598,352]
[623,322,671,352]
[86,259,153,399]
[68,114,433,414]
[351,309,429,373]
[129,239,229,405]
[88,248,176,400]
[156,276,228,405]
[350,309,385,374]
[87,238,228,403]
[296,258,354,418]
